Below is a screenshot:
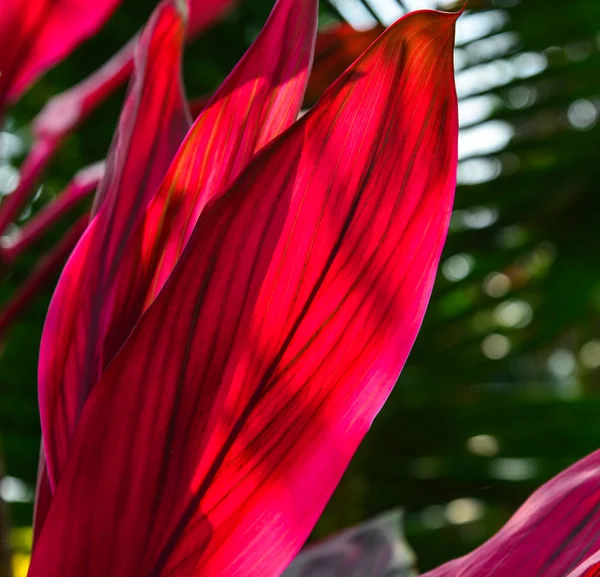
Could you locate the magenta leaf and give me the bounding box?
[0,215,88,337]
[0,0,238,232]
[422,450,600,577]
[1,162,104,262]
[0,0,120,107]
[29,8,459,577]
[188,0,238,37]
[102,0,318,366]
[37,0,191,493]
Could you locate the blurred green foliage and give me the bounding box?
[1,0,600,573]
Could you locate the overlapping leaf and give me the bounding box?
[188,0,238,37]
[305,23,385,106]
[102,0,318,365]
[37,0,191,492]
[29,0,236,148]
[0,0,238,234]
[1,162,104,262]
[29,0,237,154]
[29,8,459,577]
[0,0,120,106]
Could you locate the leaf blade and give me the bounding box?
[102,0,318,364]
[37,0,191,492]
[422,450,600,577]
[29,9,459,577]
[0,0,120,104]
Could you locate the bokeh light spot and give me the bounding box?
[482,334,511,359]
[467,434,500,457]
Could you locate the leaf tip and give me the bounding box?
[432,0,466,28]
[174,0,190,27]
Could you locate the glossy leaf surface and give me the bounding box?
[0,0,120,105]
[30,8,459,577]
[102,0,318,365]
[305,23,385,106]
[37,0,191,492]
[30,0,237,151]
[0,0,238,227]
[422,449,600,577]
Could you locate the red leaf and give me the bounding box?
[32,449,51,547]
[29,0,236,154]
[305,23,385,107]
[33,40,135,148]
[0,0,237,230]
[29,8,459,577]
[0,42,133,237]
[0,138,55,237]
[0,214,88,337]
[187,24,386,120]
[1,162,104,262]
[102,0,318,365]
[421,450,600,577]
[0,0,119,106]
[37,0,191,493]
[188,0,238,37]
[568,553,600,577]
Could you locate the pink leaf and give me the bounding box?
[0,214,88,337]
[0,139,54,237]
[29,0,236,158]
[37,0,191,493]
[421,450,600,577]
[33,40,135,148]
[1,162,104,262]
[29,8,459,577]
[29,0,235,146]
[0,0,120,106]
[567,553,600,577]
[102,0,318,366]
[0,0,237,230]
[32,448,51,547]
[305,23,386,107]
[0,42,132,236]
[188,0,238,37]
